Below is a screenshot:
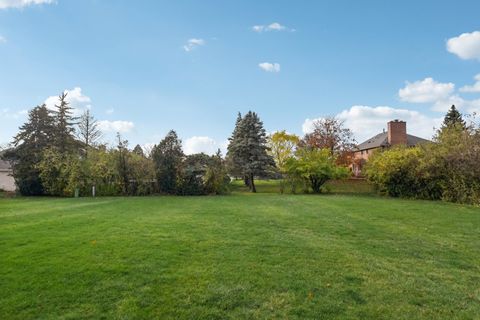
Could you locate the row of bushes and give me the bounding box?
[365,125,480,205]
[33,146,231,197]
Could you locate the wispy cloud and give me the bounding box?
[460,74,480,93]
[98,120,134,133]
[0,0,55,10]
[183,38,205,52]
[0,35,6,43]
[0,108,28,119]
[258,62,280,73]
[252,22,294,33]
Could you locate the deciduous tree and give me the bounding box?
[77,109,102,156]
[268,131,299,172]
[303,117,356,165]
[285,148,349,194]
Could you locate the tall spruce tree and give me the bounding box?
[227,111,275,192]
[442,105,466,130]
[152,130,184,194]
[53,92,77,153]
[226,113,245,180]
[7,105,55,195]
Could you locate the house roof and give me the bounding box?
[356,132,429,151]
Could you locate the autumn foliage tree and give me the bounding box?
[303,117,356,166]
[268,131,300,172]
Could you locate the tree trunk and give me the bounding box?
[310,176,321,193]
[250,174,256,193]
[244,175,250,187]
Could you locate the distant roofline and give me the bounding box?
[355,132,430,151]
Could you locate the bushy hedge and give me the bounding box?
[365,127,480,205]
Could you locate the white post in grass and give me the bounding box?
[92,185,96,197]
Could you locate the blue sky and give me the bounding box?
[1,0,480,153]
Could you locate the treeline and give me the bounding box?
[366,106,480,205]
[3,96,355,196]
[4,93,230,196]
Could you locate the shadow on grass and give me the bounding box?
[230,179,375,196]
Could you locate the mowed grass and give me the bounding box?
[0,184,479,319]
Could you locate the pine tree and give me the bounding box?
[226,113,244,180]
[227,111,275,192]
[6,105,55,195]
[442,105,466,130]
[133,144,145,157]
[152,130,184,194]
[53,92,77,153]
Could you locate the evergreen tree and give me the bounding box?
[116,133,130,195]
[227,111,275,192]
[442,105,466,130]
[133,144,145,157]
[152,130,184,194]
[6,105,55,195]
[77,109,102,156]
[226,113,244,180]
[52,92,77,153]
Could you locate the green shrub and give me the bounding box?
[365,126,480,205]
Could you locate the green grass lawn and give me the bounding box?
[1,184,479,319]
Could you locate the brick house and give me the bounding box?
[0,153,15,192]
[352,120,429,176]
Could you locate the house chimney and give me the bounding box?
[387,120,407,146]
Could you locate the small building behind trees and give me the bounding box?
[0,151,15,192]
[352,120,429,176]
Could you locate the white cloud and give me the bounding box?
[0,36,6,43]
[44,87,92,116]
[184,136,222,155]
[183,38,205,52]
[98,120,134,133]
[0,0,55,9]
[258,62,280,73]
[105,108,115,115]
[447,31,480,60]
[431,95,466,112]
[303,105,441,142]
[399,78,454,103]
[467,99,480,115]
[252,22,293,32]
[460,73,480,93]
